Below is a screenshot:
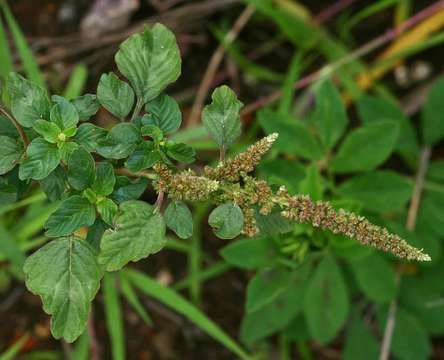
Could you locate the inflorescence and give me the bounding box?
[155,133,430,262]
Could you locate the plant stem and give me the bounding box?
[188,204,208,305]
[130,97,144,122]
[188,4,255,125]
[0,105,29,147]
[379,146,431,360]
[88,308,100,360]
[279,333,291,360]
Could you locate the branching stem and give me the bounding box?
[0,105,29,147]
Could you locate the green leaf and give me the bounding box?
[50,95,79,130]
[255,211,294,236]
[74,123,107,152]
[220,237,277,270]
[312,79,348,149]
[141,124,163,142]
[164,200,193,239]
[331,121,399,173]
[258,109,322,160]
[165,142,195,163]
[379,307,431,360]
[240,263,310,344]
[208,202,244,240]
[246,266,292,312]
[71,94,100,121]
[58,141,79,163]
[40,166,66,202]
[0,116,19,138]
[258,159,305,193]
[356,95,418,162]
[97,72,135,119]
[111,177,148,204]
[421,78,444,146]
[103,273,125,360]
[33,120,61,144]
[7,73,50,128]
[91,162,115,196]
[142,94,181,133]
[115,24,181,104]
[98,200,166,271]
[202,85,243,149]
[67,148,95,191]
[399,271,444,335]
[19,138,61,180]
[0,182,17,205]
[124,269,251,360]
[298,163,324,201]
[23,237,102,342]
[337,170,412,212]
[97,123,141,159]
[343,314,379,360]
[350,253,397,303]
[45,195,96,237]
[303,254,349,344]
[0,135,22,175]
[97,198,118,226]
[125,141,160,172]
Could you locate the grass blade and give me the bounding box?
[63,64,88,99]
[119,272,153,326]
[0,333,28,360]
[124,268,252,360]
[278,51,304,114]
[0,221,25,278]
[103,273,125,360]
[0,15,13,77]
[174,261,232,291]
[1,0,46,88]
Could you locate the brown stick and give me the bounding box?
[379,146,432,360]
[0,105,29,147]
[242,0,444,117]
[187,4,256,126]
[88,309,100,360]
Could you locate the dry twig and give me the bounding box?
[187,4,255,125]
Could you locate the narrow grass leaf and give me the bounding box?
[124,268,252,360]
[103,273,125,360]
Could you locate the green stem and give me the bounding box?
[130,97,144,122]
[297,341,312,360]
[0,105,29,147]
[279,333,291,360]
[188,203,209,305]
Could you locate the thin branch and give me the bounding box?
[114,167,157,180]
[313,0,360,24]
[406,147,431,231]
[155,188,165,211]
[242,0,444,117]
[130,97,144,122]
[187,4,255,125]
[0,105,29,147]
[88,309,100,360]
[379,146,432,360]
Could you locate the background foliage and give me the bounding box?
[1,0,444,359]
